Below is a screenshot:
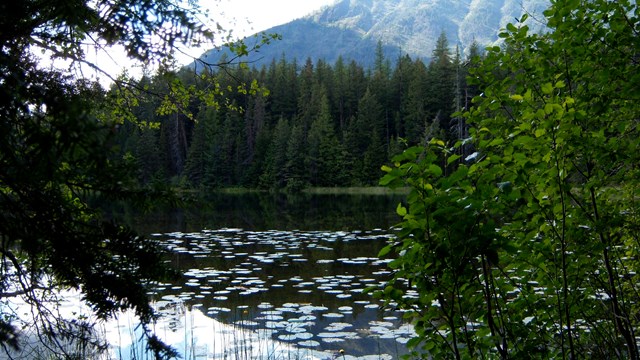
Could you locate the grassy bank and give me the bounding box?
[302,186,410,195]
[195,187,410,196]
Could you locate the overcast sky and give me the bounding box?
[213,0,335,38]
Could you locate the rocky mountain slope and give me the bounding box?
[198,0,549,68]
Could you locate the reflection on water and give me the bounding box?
[118,193,415,358]
[152,228,416,358]
[121,192,405,233]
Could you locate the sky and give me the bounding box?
[82,0,335,84]
[213,0,335,38]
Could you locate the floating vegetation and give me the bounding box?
[326,322,353,331]
[142,228,415,358]
[318,330,359,340]
[298,340,321,347]
[322,313,345,318]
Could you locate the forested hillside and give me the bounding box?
[114,34,481,191]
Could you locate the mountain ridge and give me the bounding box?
[198,0,549,69]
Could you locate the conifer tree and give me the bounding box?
[307,90,346,186]
[427,31,456,141]
[403,59,430,143]
[284,124,308,191]
[390,54,415,139]
[184,107,218,187]
[349,88,385,184]
[260,117,291,189]
[333,56,349,131]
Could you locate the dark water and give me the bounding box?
[118,192,415,358]
[121,192,404,233]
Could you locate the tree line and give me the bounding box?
[114,34,482,191]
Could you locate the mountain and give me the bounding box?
[197,0,549,69]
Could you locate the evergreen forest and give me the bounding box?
[4,0,640,357]
[114,34,480,191]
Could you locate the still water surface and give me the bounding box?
[126,192,415,359]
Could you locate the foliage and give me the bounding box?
[378,0,640,358]
[0,0,263,358]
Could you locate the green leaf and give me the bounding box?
[407,337,422,349]
[425,340,436,350]
[534,128,546,137]
[378,245,393,257]
[428,164,443,177]
[379,173,398,186]
[513,135,534,146]
[397,203,408,217]
[443,166,468,186]
[447,154,461,165]
[544,103,555,114]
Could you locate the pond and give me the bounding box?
[115,192,416,359]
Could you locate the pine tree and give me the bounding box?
[268,55,298,119]
[345,60,367,125]
[296,57,318,131]
[260,117,291,189]
[307,90,347,186]
[284,123,308,191]
[333,56,349,132]
[184,106,217,187]
[370,40,393,152]
[427,31,456,141]
[390,54,414,139]
[403,59,429,144]
[242,94,268,186]
[348,88,385,184]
